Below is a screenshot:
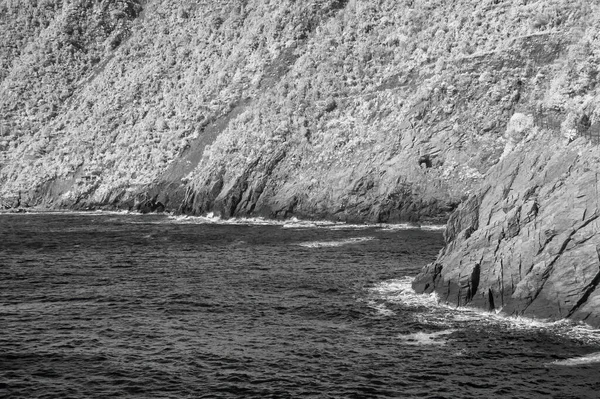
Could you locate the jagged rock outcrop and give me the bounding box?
[411,4,600,324]
[413,136,600,326]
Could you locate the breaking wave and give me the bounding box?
[168,213,283,226]
[420,224,447,231]
[167,215,447,231]
[368,277,600,345]
[368,277,440,308]
[1,211,447,234]
[550,352,600,366]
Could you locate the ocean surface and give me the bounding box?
[1,212,600,398]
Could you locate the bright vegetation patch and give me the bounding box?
[0,0,599,220]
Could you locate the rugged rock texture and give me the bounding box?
[413,135,600,326]
[410,1,600,326]
[1,0,595,222]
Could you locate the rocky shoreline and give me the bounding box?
[413,136,600,327]
[3,0,600,326]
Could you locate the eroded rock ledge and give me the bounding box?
[413,137,600,327]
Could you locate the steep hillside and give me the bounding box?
[181,0,578,221]
[411,3,600,326]
[0,0,597,224]
[0,2,572,214]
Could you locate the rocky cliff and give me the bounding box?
[409,1,600,326]
[413,134,600,327]
[1,0,594,223]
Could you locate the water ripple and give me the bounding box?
[1,214,599,398]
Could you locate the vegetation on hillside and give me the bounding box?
[0,0,598,220]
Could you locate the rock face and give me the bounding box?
[413,136,600,327]
[2,0,597,222]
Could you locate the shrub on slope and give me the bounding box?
[0,0,598,221]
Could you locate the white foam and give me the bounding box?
[379,223,446,231]
[396,330,456,346]
[550,352,600,366]
[444,304,600,343]
[282,217,338,229]
[282,219,446,232]
[164,217,447,232]
[369,277,600,344]
[166,214,210,224]
[369,277,440,308]
[420,224,447,231]
[166,214,340,228]
[6,210,448,233]
[281,222,314,228]
[92,209,138,215]
[296,236,376,248]
[326,224,375,230]
[366,300,395,317]
[167,214,282,226]
[378,223,419,231]
[0,210,449,233]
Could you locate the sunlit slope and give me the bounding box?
[0,0,597,222]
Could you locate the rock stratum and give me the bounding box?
[2,0,600,324]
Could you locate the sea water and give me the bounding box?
[1,213,599,398]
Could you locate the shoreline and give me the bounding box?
[0,207,447,231]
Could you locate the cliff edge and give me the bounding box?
[411,1,600,327]
[413,134,600,326]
